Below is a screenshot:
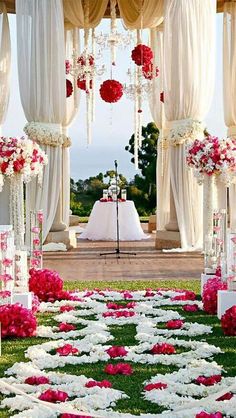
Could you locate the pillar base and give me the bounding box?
[45,229,76,250]
[155,230,181,250]
[148,215,156,233]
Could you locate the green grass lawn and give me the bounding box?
[0,279,235,417]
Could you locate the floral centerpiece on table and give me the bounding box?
[0,136,48,191]
[186,135,236,185]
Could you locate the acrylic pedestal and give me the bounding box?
[12,292,32,310]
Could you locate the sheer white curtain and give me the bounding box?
[149,28,170,230]
[0,2,11,225]
[223,2,236,231]
[163,0,215,250]
[16,0,68,242]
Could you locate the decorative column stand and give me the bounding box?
[218,232,236,319]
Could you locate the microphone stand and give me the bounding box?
[100,160,136,259]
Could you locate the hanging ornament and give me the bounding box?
[99,79,123,103]
[77,78,93,91]
[77,54,94,66]
[131,44,153,66]
[142,62,159,80]
[160,91,164,103]
[66,79,73,98]
[65,60,71,75]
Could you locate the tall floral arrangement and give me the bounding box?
[0,136,48,191]
[186,135,236,185]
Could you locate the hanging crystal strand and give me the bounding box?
[84,0,92,145]
[91,28,96,122]
[110,0,117,65]
[134,68,139,169]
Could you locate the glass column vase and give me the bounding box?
[30,210,43,269]
[0,227,15,295]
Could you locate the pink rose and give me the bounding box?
[56,344,79,356]
[195,375,222,386]
[106,346,128,358]
[151,343,176,355]
[39,389,68,403]
[85,380,112,388]
[25,376,50,385]
[58,323,76,332]
[166,320,184,329]
[144,382,167,391]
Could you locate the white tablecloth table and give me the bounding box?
[80,200,148,241]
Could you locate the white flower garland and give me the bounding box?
[24,122,71,148]
[167,119,204,146]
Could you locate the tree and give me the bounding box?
[125,122,159,214]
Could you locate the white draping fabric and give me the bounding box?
[223,2,236,231]
[149,28,170,230]
[0,2,10,126]
[163,0,215,250]
[0,3,11,225]
[63,0,108,29]
[117,0,163,29]
[61,29,80,228]
[80,201,148,241]
[16,0,66,242]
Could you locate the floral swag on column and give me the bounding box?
[167,119,205,146]
[24,122,71,148]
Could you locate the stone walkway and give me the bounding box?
[43,224,203,282]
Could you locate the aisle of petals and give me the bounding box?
[0,288,236,418]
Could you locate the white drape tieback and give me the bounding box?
[227,125,236,138]
[165,118,205,146]
[24,122,71,147]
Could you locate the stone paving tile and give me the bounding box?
[43,225,203,282]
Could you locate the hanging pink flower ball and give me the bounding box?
[77,78,93,91]
[131,44,153,66]
[99,79,123,103]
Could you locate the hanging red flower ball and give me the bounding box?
[77,78,93,91]
[131,44,153,66]
[66,79,73,98]
[77,54,94,66]
[160,91,164,103]
[142,62,159,80]
[99,79,123,103]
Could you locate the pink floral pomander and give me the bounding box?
[202,278,227,314]
[221,305,236,335]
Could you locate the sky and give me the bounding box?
[4,13,226,181]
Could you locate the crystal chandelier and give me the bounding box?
[95,0,133,64]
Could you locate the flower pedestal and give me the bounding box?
[217,290,236,319]
[12,249,32,310]
[0,226,15,299]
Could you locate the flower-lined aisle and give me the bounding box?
[0,283,236,418]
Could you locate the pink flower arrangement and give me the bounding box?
[59,323,76,332]
[25,376,50,385]
[85,380,112,388]
[39,389,68,403]
[0,136,47,188]
[104,363,133,375]
[151,343,176,355]
[186,135,236,184]
[29,268,71,302]
[0,304,37,338]
[195,412,223,418]
[0,273,13,284]
[56,344,79,356]
[2,258,13,267]
[202,278,227,314]
[166,320,184,329]
[99,79,123,103]
[195,375,222,386]
[183,304,199,312]
[221,305,236,335]
[106,346,128,358]
[144,382,168,391]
